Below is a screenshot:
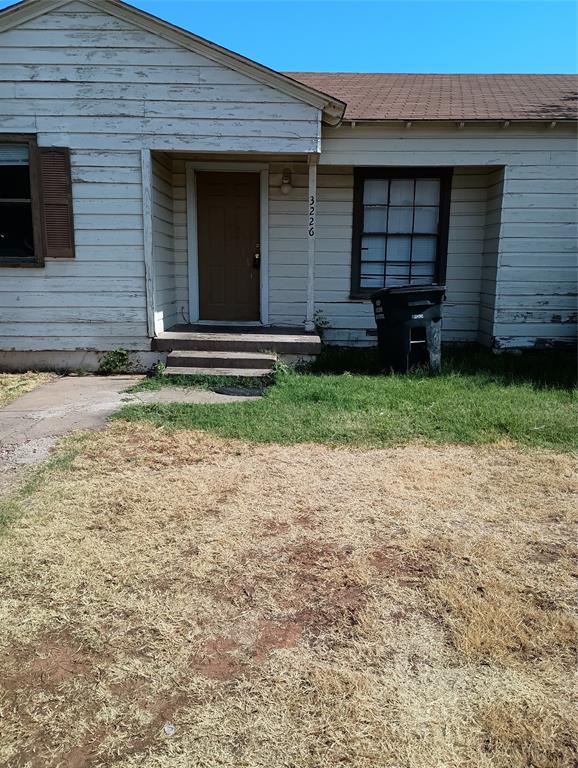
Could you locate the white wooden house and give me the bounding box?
[0,0,576,373]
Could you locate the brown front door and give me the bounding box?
[197,171,260,322]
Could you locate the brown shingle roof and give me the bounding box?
[283,73,578,121]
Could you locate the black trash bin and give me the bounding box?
[371,285,446,373]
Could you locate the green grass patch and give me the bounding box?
[116,347,577,451]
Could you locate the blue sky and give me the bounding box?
[1,0,576,73]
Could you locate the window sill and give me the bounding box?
[349,293,373,302]
[0,260,44,269]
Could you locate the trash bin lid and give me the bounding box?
[371,284,446,305]
[381,284,445,296]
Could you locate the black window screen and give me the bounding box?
[0,143,35,264]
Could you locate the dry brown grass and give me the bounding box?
[0,422,576,768]
[0,372,56,408]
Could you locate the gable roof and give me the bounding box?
[284,73,578,122]
[0,0,346,125]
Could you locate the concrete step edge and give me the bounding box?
[164,366,272,378]
[168,350,277,361]
[167,358,275,370]
[153,339,322,354]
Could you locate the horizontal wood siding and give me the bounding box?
[152,153,177,333]
[0,0,321,352]
[265,164,497,344]
[445,169,491,342]
[479,168,505,346]
[269,163,309,326]
[169,159,314,328]
[0,2,321,154]
[169,150,575,349]
[166,159,190,324]
[0,148,149,351]
[317,124,577,347]
[494,164,578,348]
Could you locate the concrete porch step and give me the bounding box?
[153,328,322,356]
[167,350,276,370]
[164,366,272,378]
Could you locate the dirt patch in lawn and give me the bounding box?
[4,632,97,690]
[0,421,576,768]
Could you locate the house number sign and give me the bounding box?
[308,194,316,238]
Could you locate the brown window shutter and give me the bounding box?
[39,148,75,259]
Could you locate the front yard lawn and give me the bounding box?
[0,422,575,767]
[0,349,575,766]
[118,349,577,451]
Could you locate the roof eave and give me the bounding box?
[0,0,73,28]
[342,117,578,124]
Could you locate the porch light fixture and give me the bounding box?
[280,168,292,195]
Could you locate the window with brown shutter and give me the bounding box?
[39,147,75,260]
[0,136,74,267]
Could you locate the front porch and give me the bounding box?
[145,153,511,355]
[152,324,322,376]
[146,151,320,339]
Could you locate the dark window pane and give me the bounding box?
[358,173,445,291]
[0,202,35,260]
[0,165,31,200]
[363,206,388,232]
[387,207,413,233]
[414,206,439,234]
[361,234,386,262]
[389,179,414,205]
[386,236,411,263]
[360,274,385,289]
[363,179,388,205]
[415,179,440,206]
[412,236,437,263]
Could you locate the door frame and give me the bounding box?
[186,162,269,325]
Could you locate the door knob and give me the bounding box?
[253,249,261,269]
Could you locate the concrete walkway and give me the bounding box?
[0,376,141,466]
[0,376,258,467]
